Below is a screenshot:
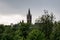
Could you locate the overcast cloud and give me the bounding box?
[0,0,60,25]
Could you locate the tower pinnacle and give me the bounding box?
[27,9,32,24]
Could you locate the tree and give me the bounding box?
[0,24,5,40]
[13,29,23,40]
[27,29,46,40]
[1,26,14,40]
[35,10,54,39]
[19,22,30,40]
[50,21,60,40]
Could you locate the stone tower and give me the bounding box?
[27,9,32,24]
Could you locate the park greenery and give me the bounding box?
[0,10,60,40]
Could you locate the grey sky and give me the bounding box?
[0,0,60,25]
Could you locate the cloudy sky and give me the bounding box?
[0,0,60,25]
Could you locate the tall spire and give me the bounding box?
[28,8,31,15]
[27,8,32,24]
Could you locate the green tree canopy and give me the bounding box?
[27,29,46,40]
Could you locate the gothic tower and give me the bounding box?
[27,9,32,24]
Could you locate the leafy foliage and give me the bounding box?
[26,29,46,40]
